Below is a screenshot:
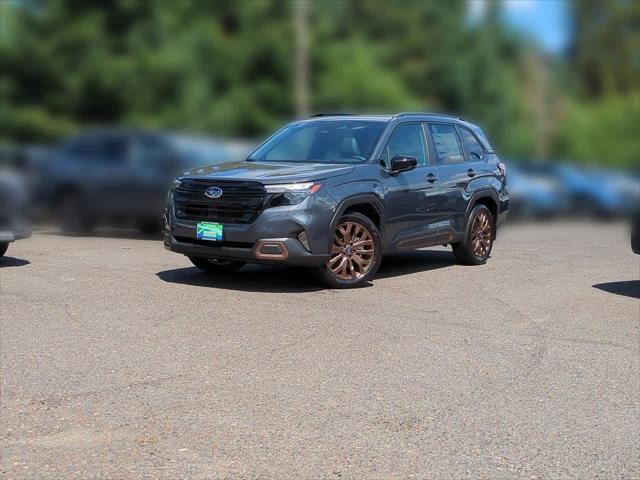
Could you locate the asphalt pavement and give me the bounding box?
[1,221,638,479]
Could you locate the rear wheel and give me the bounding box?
[452,204,494,265]
[188,256,245,273]
[315,212,382,288]
[0,242,8,258]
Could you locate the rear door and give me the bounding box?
[424,123,469,236]
[380,122,442,249]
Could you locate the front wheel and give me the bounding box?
[315,212,382,289]
[188,256,245,273]
[0,242,8,258]
[452,204,494,265]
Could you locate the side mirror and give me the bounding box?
[390,155,418,172]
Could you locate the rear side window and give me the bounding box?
[471,126,494,153]
[428,124,464,165]
[458,127,485,161]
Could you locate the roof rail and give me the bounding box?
[310,113,356,118]
[393,112,463,120]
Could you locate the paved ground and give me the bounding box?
[1,222,638,479]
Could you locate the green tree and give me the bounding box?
[569,0,640,97]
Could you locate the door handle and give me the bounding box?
[467,169,476,177]
[426,173,438,183]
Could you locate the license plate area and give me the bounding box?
[196,222,223,241]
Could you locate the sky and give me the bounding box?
[469,0,571,54]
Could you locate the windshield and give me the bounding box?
[248,120,386,164]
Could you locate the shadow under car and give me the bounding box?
[593,280,640,300]
[156,249,456,292]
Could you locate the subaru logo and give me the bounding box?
[205,186,223,199]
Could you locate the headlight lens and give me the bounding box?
[264,182,322,194]
[264,181,324,206]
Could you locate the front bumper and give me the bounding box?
[164,233,329,266]
[163,198,334,267]
[0,224,32,243]
[497,194,509,226]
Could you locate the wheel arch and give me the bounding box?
[329,194,386,246]
[466,189,500,238]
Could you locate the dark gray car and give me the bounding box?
[0,151,32,257]
[41,130,251,234]
[164,113,509,288]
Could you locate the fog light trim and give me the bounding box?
[255,240,289,260]
[298,231,311,252]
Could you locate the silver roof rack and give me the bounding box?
[310,113,356,118]
[393,112,463,120]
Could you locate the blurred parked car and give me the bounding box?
[39,130,252,234]
[524,163,638,219]
[587,168,640,217]
[0,148,32,257]
[506,164,568,220]
[632,210,640,255]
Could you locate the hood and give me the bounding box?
[179,161,355,183]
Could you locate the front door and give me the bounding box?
[381,123,442,249]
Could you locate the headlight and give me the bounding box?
[264,181,324,206]
[264,182,323,194]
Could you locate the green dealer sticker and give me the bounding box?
[196,222,224,241]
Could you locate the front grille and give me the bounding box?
[173,179,266,223]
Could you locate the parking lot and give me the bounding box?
[1,221,638,479]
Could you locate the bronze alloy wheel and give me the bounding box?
[327,221,375,280]
[471,210,493,259]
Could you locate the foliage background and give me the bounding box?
[0,0,638,168]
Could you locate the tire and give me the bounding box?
[188,256,245,273]
[59,192,94,235]
[315,212,382,289]
[452,204,494,265]
[0,242,8,258]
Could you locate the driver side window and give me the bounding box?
[382,123,427,167]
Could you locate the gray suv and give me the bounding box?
[164,113,509,288]
[0,150,32,258]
